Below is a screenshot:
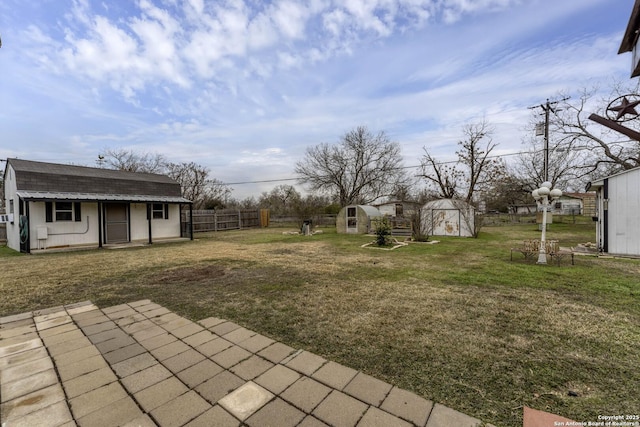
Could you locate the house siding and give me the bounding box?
[27,202,99,249]
[607,170,640,256]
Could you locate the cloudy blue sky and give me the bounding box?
[0,0,635,199]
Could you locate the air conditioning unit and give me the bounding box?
[0,214,14,223]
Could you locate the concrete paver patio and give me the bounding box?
[0,300,493,427]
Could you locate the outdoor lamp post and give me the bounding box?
[532,182,562,264]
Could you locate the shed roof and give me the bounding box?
[7,158,190,203]
[424,198,474,210]
[587,165,640,190]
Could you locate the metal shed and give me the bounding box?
[336,205,383,234]
[588,166,640,256]
[421,199,475,237]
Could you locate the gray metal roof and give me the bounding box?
[16,190,191,204]
[8,158,190,202]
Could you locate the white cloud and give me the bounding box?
[1,0,630,200]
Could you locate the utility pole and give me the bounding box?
[528,97,569,183]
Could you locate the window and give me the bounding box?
[46,202,82,222]
[9,199,14,214]
[152,203,169,219]
[55,202,73,221]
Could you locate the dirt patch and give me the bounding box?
[151,265,226,283]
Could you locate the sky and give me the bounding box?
[0,0,636,200]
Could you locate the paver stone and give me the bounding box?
[425,403,482,427]
[312,390,368,427]
[380,386,433,427]
[218,381,274,421]
[357,406,413,427]
[151,390,211,427]
[245,397,305,427]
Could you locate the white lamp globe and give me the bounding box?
[532,189,540,200]
[550,188,562,199]
[541,181,552,189]
[537,186,550,197]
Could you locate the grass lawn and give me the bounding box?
[1,221,639,426]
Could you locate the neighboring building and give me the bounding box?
[336,205,382,234]
[552,194,583,215]
[3,159,192,253]
[421,199,476,237]
[587,166,640,256]
[374,201,420,218]
[509,204,537,215]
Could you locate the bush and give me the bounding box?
[374,217,392,246]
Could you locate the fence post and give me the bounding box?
[238,211,242,230]
[214,211,218,232]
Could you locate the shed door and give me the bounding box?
[105,203,129,243]
[434,209,460,236]
[346,207,357,233]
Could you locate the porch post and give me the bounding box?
[98,202,103,248]
[25,201,31,254]
[189,203,193,240]
[147,203,153,244]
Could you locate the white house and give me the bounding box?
[373,201,420,218]
[3,159,192,253]
[587,166,640,256]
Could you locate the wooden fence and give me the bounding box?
[181,209,268,234]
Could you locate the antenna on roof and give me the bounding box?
[96,154,105,168]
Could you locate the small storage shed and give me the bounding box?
[421,199,475,237]
[3,158,192,253]
[587,166,640,256]
[336,205,383,234]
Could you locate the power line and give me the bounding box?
[221,150,543,186]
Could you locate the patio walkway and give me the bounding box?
[1,300,492,427]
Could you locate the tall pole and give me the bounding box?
[528,97,569,183]
[543,101,550,183]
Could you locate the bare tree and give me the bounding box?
[101,148,167,174]
[550,81,640,179]
[295,126,408,207]
[165,162,230,209]
[420,121,504,204]
[483,168,531,212]
[258,185,301,216]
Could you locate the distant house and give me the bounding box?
[587,167,640,256]
[336,205,382,234]
[552,194,583,215]
[373,201,420,218]
[3,159,192,253]
[509,204,537,215]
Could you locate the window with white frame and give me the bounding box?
[46,202,82,222]
[152,203,169,219]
